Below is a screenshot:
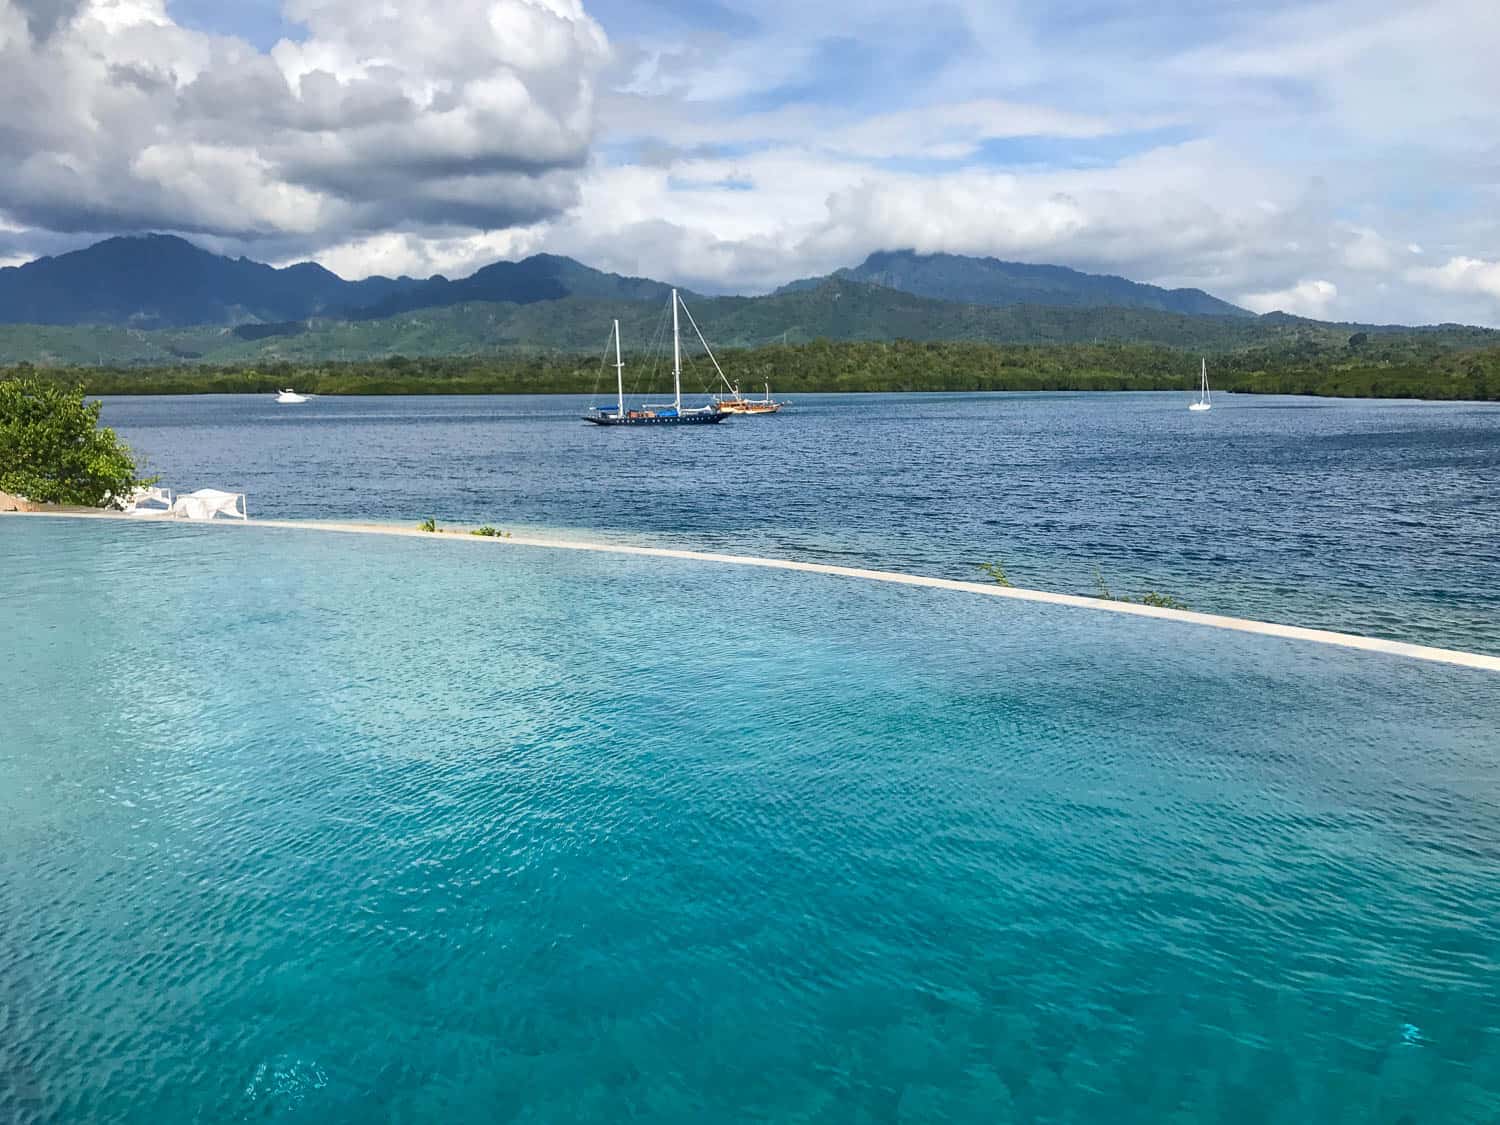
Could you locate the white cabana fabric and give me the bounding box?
[122,485,174,514]
[170,489,247,521]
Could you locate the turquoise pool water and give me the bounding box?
[3,518,1499,1123]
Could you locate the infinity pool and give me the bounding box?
[3,518,1498,1123]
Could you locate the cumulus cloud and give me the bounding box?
[1240,280,1338,318]
[1407,257,1500,303]
[0,0,608,249]
[517,138,1334,299]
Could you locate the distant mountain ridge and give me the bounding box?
[5,235,1495,372]
[0,235,680,329]
[0,234,1256,330]
[780,250,1250,318]
[0,235,420,328]
[5,274,1496,368]
[350,254,676,321]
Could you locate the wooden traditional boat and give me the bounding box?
[715,382,788,415]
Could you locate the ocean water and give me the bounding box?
[98,392,1500,655]
[2,517,1499,1123]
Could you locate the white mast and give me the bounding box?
[671,288,682,412]
[1189,357,1212,410]
[613,319,625,416]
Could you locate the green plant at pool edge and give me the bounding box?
[1092,567,1114,601]
[1092,566,1188,610]
[978,561,1013,587]
[1137,591,1190,610]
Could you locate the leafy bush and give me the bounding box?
[471,525,510,538]
[417,517,437,532]
[0,377,153,507]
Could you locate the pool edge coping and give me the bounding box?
[9,509,1500,674]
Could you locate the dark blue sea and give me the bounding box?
[3,392,1499,1123]
[102,391,1500,653]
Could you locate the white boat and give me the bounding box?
[1189,359,1212,411]
[276,388,308,404]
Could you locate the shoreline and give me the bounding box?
[58,388,1500,404]
[9,509,1500,674]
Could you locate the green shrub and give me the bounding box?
[0,377,154,507]
[417,517,437,532]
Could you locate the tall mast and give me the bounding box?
[671,289,682,411]
[613,319,625,417]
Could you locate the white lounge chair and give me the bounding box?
[170,489,248,521]
[122,485,174,514]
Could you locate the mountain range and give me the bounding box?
[778,250,1250,318]
[0,235,1246,329]
[1,235,1494,366]
[0,235,420,327]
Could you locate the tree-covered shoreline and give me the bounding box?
[4,337,1495,401]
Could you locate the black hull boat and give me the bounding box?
[583,290,735,428]
[584,408,727,425]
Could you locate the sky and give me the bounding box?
[2,0,1499,323]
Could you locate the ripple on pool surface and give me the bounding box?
[2,518,1499,1123]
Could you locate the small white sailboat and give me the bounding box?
[276,388,308,404]
[1189,359,1212,411]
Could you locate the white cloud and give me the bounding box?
[0,0,608,245]
[306,226,549,280]
[518,138,1326,300]
[1168,0,1500,143]
[600,95,1152,163]
[1407,257,1500,302]
[1337,225,1397,272]
[1240,280,1338,318]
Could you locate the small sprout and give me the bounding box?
[417,517,437,533]
[977,561,1013,588]
[1092,567,1113,601]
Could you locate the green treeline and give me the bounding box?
[4,337,1496,400]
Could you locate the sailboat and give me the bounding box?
[583,290,728,426]
[716,381,788,415]
[1189,359,1212,411]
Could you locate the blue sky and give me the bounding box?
[2,0,1499,323]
